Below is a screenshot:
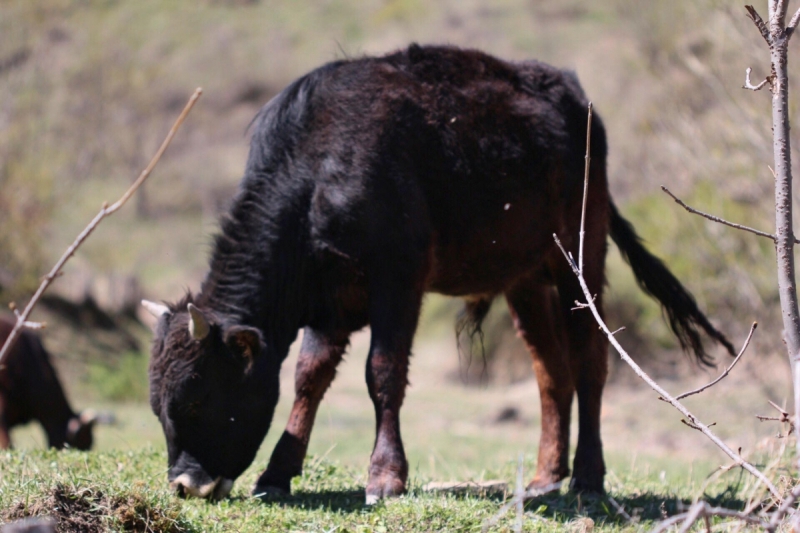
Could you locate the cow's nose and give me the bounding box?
[168,474,233,500]
[169,473,218,499]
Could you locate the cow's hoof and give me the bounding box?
[365,476,405,504]
[525,479,563,498]
[252,484,289,499]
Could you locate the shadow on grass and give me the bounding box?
[511,485,748,527]
[252,489,371,513]
[247,483,748,527]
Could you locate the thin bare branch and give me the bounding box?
[746,5,773,44]
[677,502,706,533]
[661,185,787,242]
[553,233,781,500]
[774,0,788,27]
[650,501,769,533]
[769,400,789,416]
[607,495,633,523]
[0,87,203,366]
[757,400,795,436]
[578,102,592,273]
[743,67,771,91]
[788,7,800,35]
[675,322,757,400]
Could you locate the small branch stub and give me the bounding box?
[743,67,772,91]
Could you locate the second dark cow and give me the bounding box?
[0,317,96,450]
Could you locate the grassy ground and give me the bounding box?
[0,446,778,532]
[2,328,794,531]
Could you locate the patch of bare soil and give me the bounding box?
[2,483,188,533]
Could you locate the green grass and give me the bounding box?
[0,446,781,532]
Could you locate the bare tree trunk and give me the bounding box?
[747,0,800,467]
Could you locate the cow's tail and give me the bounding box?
[455,296,493,381]
[608,201,736,365]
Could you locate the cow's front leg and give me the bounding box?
[363,266,426,504]
[253,328,348,495]
[364,344,409,504]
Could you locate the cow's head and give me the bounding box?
[143,299,280,500]
[65,410,97,450]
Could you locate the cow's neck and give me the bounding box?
[196,181,311,359]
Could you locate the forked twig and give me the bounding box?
[756,401,795,436]
[661,186,786,242]
[553,234,779,499]
[675,322,757,400]
[0,87,203,366]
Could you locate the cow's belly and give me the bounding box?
[425,227,556,296]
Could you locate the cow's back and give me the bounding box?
[245,45,608,296]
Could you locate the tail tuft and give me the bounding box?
[455,296,494,382]
[609,202,736,365]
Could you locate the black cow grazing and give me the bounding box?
[143,44,734,502]
[0,317,97,450]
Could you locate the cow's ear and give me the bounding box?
[223,326,263,361]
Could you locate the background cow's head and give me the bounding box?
[65,410,98,450]
[143,298,280,499]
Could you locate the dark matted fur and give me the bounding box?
[148,44,733,501]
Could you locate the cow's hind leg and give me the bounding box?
[254,328,349,495]
[557,171,610,493]
[506,282,573,491]
[557,260,609,493]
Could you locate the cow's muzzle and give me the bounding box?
[169,474,234,500]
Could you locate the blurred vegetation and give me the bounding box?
[86,350,149,402]
[0,0,793,387]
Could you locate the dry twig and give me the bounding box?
[606,495,634,524]
[661,186,788,243]
[756,401,795,437]
[0,87,203,366]
[578,102,592,273]
[675,322,757,400]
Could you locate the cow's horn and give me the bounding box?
[187,303,210,340]
[142,300,170,318]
